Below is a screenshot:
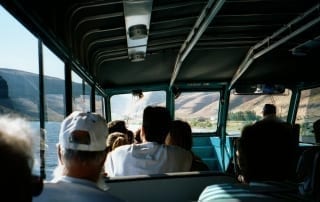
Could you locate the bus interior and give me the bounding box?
[1,0,320,201]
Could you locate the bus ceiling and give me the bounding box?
[1,1,320,91]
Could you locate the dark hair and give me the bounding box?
[106,132,129,153]
[134,128,142,143]
[107,120,127,134]
[313,119,320,143]
[127,130,134,144]
[313,119,320,132]
[169,120,192,150]
[142,106,171,144]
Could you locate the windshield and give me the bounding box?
[226,89,292,136]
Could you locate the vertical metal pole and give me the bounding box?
[219,87,230,172]
[65,61,72,116]
[91,84,96,112]
[38,39,46,179]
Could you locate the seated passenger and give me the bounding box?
[106,132,130,154]
[126,129,134,144]
[107,120,134,143]
[108,120,128,134]
[260,103,283,122]
[236,104,298,183]
[313,118,320,144]
[198,181,300,202]
[105,106,192,176]
[166,120,209,171]
[134,128,142,144]
[34,111,123,202]
[0,115,43,202]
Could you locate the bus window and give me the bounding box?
[0,5,41,174]
[0,5,39,120]
[42,44,65,180]
[110,91,166,131]
[72,71,91,112]
[226,89,292,136]
[174,91,221,171]
[95,93,105,117]
[296,87,320,143]
[174,92,219,133]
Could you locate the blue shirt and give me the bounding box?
[33,176,124,202]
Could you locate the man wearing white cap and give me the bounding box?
[34,111,124,202]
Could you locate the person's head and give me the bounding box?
[127,129,134,143]
[0,115,41,202]
[107,120,134,143]
[142,106,172,144]
[107,120,128,134]
[313,119,320,143]
[166,120,192,151]
[134,128,142,144]
[56,111,108,182]
[106,132,129,153]
[262,104,276,117]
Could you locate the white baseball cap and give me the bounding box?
[59,111,108,151]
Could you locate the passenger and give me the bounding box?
[126,129,134,144]
[313,119,320,144]
[134,128,142,144]
[261,103,283,122]
[106,132,130,154]
[107,120,127,134]
[166,120,209,171]
[236,104,298,183]
[104,132,130,176]
[296,119,320,195]
[0,115,43,202]
[34,111,123,202]
[105,106,192,176]
[107,120,134,143]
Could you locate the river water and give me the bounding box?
[31,122,60,181]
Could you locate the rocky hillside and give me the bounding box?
[0,68,83,120]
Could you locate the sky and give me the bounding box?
[0,5,65,80]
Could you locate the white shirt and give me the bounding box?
[105,142,192,177]
[33,176,124,202]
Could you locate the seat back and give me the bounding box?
[238,121,299,182]
[297,147,320,184]
[311,151,320,201]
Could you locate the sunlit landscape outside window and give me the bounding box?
[174,92,220,133]
[95,93,105,117]
[43,44,65,179]
[72,71,91,112]
[1,5,42,177]
[110,91,166,131]
[296,87,320,143]
[0,6,72,179]
[226,89,292,136]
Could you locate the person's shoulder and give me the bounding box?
[110,143,155,158]
[191,154,210,171]
[36,181,124,202]
[166,144,192,156]
[165,144,184,151]
[111,143,133,153]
